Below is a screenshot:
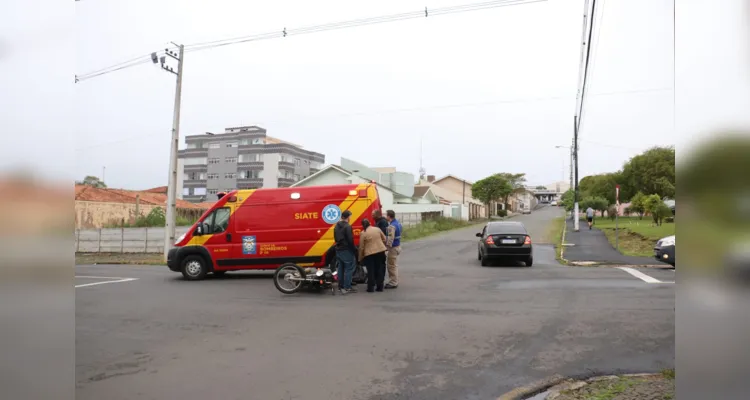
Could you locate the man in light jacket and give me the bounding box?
[385,209,402,289]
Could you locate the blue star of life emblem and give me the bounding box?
[322,204,342,224]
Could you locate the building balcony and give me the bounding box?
[278,161,295,170]
[183,179,207,187]
[237,161,264,168]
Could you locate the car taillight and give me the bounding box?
[524,236,532,245]
[486,236,495,245]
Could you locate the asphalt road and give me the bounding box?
[76,206,675,400]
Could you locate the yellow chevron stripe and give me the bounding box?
[304,183,372,257]
[185,190,255,247]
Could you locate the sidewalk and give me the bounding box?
[562,218,657,265]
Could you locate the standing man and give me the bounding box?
[334,210,357,294]
[384,209,402,289]
[586,206,595,230]
[373,209,389,236]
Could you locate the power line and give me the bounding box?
[75,0,546,82]
[74,86,670,152]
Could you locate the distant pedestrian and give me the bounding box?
[384,210,402,289]
[334,210,357,294]
[358,219,388,292]
[586,206,594,230]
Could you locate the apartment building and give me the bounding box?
[178,126,325,202]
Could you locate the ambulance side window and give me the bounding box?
[204,207,231,234]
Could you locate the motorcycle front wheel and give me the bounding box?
[274,263,305,294]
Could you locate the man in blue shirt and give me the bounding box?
[384,210,402,289]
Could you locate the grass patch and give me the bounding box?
[557,375,674,400]
[549,216,568,264]
[661,368,675,380]
[76,252,165,265]
[588,217,675,257]
[402,217,476,242]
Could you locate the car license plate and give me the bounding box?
[502,239,516,244]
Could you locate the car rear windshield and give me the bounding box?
[487,223,527,235]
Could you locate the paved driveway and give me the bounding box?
[76,206,674,400]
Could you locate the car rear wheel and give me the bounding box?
[481,256,490,267]
[181,255,209,281]
[524,256,533,267]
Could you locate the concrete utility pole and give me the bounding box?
[572,0,596,232]
[153,45,184,261]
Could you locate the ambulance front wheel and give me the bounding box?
[181,255,209,281]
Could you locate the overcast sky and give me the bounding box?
[2,0,748,190]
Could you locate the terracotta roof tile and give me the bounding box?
[413,186,431,198]
[74,185,208,209]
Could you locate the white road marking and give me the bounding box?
[76,275,130,279]
[617,267,669,284]
[75,277,138,288]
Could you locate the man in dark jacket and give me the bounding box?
[334,210,357,294]
[372,209,389,236]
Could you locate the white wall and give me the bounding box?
[261,153,280,188]
[297,168,350,187]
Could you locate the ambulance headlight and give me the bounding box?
[175,233,186,244]
[315,269,324,277]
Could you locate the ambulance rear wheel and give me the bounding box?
[181,255,208,281]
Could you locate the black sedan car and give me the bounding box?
[476,221,533,266]
[654,235,675,267]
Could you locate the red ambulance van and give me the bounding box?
[167,183,382,280]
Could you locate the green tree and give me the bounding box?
[644,194,671,225]
[560,189,575,211]
[581,196,609,215]
[620,146,675,199]
[579,172,622,205]
[495,173,527,209]
[472,175,512,218]
[77,175,107,188]
[629,192,647,219]
[534,185,547,190]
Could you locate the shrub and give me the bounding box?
[497,209,508,217]
[607,205,618,221]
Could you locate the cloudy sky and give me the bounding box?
[2,0,748,189]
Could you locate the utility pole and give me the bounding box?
[572,0,595,232]
[153,45,184,261]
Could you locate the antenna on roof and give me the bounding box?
[418,135,426,181]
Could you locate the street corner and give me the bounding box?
[496,374,566,400]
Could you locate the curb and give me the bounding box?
[496,374,566,400]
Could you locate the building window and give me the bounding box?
[208,142,220,149]
[198,172,206,180]
[207,173,219,180]
[194,187,207,195]
[182,188,191,196]
[184,157,207,165]
[225,173,236,179]
[187,143,198,149]
[294,158,301,166]
[208,158,220,164]
[240,170,259,179]
[226,142,238,148]
[252,138,264,144]
[225,157,237,163]
[239,153,261,163]
[208,189,218,195]
[293,174,300,181]
[239,139,250,145]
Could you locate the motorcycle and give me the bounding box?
[273,263,338,295]
[273,261,367,295]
